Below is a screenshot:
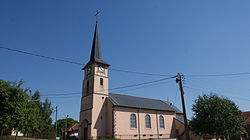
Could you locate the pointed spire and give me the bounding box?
[90,22,102,62]
[84,21,109,69]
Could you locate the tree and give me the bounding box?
[190,94,247,138]
[0,80,55,139]
[40,98,54,137]
[31,90,43,136]
[22,90,43,137]
[0,80,29,137]
[0,80,12,135]
[26,91,54,138]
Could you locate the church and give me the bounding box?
[78,21,186,140]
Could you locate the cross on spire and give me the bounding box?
[95,10,100,23]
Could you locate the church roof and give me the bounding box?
[175,114,185,124]
[109,93,182,113]
[84,22,109,69]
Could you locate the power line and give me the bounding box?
[42,92,81,97]
[4,45,250,79]
[185,86,250,102]
[0,46,173,77]
[41,77,176,97]
[0,46,84,66]
[110,68,173,77]
[108,77,176,91]
[113,79,174,93]
[43,80,174,99]
[186,72,250,78]
[46,96,81,98]
[3,46,250,78]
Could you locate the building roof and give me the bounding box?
[84,22,109,69]
[66,123,79,132]
[175,114,185,124]
[109,93,182,113]
[242,111,250,125]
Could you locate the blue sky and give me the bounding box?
[1,0,250,121]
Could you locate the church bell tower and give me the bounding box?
[79,21,110,140]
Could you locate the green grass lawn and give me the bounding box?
[0,136,48,140]
[96,138,120,140]
[0,136,119,140]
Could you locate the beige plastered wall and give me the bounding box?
[79,63,109,140]
[113,106,177,140]
[106,99,114,138]
[90,64,109,139]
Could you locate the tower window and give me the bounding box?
[100,78,103,86]
[86,80,89,95]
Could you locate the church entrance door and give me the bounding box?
[84,127,88,140]
[83,119,89,140]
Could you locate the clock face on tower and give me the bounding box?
[98,66,104,73]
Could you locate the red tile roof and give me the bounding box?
[66,123,79,132]
[242,111,250,125]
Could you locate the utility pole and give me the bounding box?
[55,106,58,139]
[65,115,69,140]
[176,73,190,140]
[29,90,32,101]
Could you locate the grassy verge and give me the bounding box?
[96,138,120,140]
[0,136,48,140]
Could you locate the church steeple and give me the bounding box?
[90,22,103,63]
[84,22,109,69]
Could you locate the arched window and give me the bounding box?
[145,115,151,128]
[100,78,103,86]
[159,115,164,128]
[86,80,89,95]
[130,114,137,128]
